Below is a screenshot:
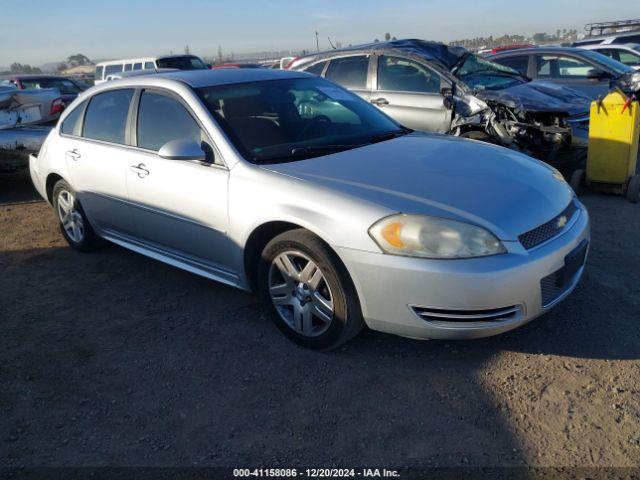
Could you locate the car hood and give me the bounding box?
[263,133,574,241]
[475,80,591,116]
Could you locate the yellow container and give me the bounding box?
[586,90,639,195]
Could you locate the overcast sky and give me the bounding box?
[1,0,638,66]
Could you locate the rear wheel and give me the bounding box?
[627,174,640,203]
[52,180,101,251]
[258,229,364,350]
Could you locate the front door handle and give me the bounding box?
[65,149,81,161]
[130,163,150,178]
[371,97,389,106]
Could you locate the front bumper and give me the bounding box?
[338,204,590,340]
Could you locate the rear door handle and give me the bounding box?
[65,149,81,161]
[371,97,389,106]
[130,163,150,178]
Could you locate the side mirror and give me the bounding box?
[586,68,610,80]
[158,139,206,161]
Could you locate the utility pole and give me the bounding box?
[315,31,320,52]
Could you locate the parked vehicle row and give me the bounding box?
[289,39,592,170]
[30,68,590,350]
[487,46,640,100]
[94,55,208,85]
[1,74,89,107]
[581,43,640,70]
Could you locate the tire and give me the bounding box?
[627,174,640,203]
[570,168,585,195]
[258,229,364,350]
[460,130,496,144]
[52,179,102,251]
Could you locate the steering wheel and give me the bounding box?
[295,115,332,141]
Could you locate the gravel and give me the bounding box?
[1,171,639,468]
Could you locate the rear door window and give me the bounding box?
[536,55,592,78]
[618,50,640,67]
[133,63,143,70]
[377,56,441,93]
[494,55,529,76]
[136,90,204,151]
[124,64,133,72]
[82,89,134,144]
[304,61,327,76]
[61,101,87,136]
[325,56,369,89]
[144,62,155,70]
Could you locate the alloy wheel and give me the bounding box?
[57,190,84,243]
[268,250,334,337]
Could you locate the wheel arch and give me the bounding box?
[243,220,352,293]
[45,172,65,204]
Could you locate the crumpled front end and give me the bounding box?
[450,81,591,171]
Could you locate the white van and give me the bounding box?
[94,55,208,84]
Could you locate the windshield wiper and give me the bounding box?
[369,128,413,144]
[290,144,364,156]
[459,69,523,78]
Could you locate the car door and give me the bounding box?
[61,89,135,235]
[369,54,451,133]
[323,55,373,103]
[534,54,610,99]
[123,88,234,278]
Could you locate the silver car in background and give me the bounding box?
[30,69,589,350]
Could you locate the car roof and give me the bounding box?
[584,43,640,50]
[152,68,309,88]
[293,39,468,70]
[95,54,204,66]
[7,74,69,79]
[91,68,310,91]
[489,46,590,56]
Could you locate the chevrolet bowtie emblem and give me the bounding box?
[556,215,568,229]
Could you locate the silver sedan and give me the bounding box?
[29,69,589,350]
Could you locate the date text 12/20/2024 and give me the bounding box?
[233,469,400,478]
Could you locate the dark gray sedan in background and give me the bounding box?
[487,46,640,100]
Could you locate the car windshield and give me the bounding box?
[157,56,206,70]
[452,53,528,91]
[196,77,409,163]
[580,50,635,76]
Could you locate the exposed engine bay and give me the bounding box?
[450,84,590,171]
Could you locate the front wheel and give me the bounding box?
[52,179,102,251]
[258,229,364,350]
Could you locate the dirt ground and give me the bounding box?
[1,170,639,470]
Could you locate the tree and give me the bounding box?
[384,32,391,41]
[66,54,92,67]
[9,63,42,74]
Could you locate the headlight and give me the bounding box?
[369,214,506,259]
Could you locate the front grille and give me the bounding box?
[412,305,521,323]
[519,201,578,250]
